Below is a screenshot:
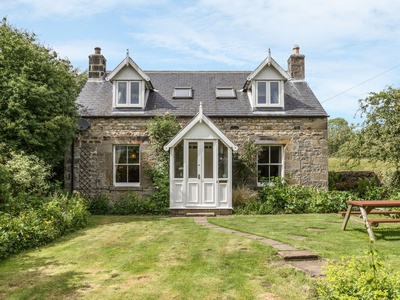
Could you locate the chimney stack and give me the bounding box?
[89,47,107,80]
[287,45,305,80]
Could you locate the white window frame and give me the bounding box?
[254,81,284,107]
[257,145,284,185]
[113,145,140,187]
[114,81,144,108]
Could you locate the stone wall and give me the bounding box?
[65,116,328,199]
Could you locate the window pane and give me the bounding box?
[258,165,269,182]
[257,145,283,184]
[270,146,281,163]
[174,141,184,178]
[270,82,279,104]
[128,165,139,183]
[128,146,139,164]
[118,82,127,104]
[216,88,236,99]
[188,142,198,178]
[115,146,127,163]
[258,147,269,163]
[174,88,192,98]
[218,141,228,178]
[204,142,213,179]
[116,165,127,183]
[130,82,139,104]
[257,82,266,104]
[270,165,281,178]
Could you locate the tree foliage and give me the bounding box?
[328,117,354,156]
[0,19,86,167]
[345,86,400,181]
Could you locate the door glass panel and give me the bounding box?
[218,141,228,178]
[204,142,213,178]
[188,142,197,178]
[174,141,184,178]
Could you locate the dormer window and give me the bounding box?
[255,81,283,107]
[114,81,144,107]
[173,87,192,99]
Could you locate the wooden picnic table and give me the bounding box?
[342,200,400,241]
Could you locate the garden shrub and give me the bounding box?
[109,192,169,215]
[234,177,352,214]
[316,250,400,299]
[88,193,110,215]
[0,150,54,214]
[0,192,88,260]
[232,185,258,207]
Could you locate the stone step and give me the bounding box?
[278,250,319,261]
[186,212,216,217]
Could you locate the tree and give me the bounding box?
[347,86,400,183]
[0,19,86,167]
[328,117,354,156]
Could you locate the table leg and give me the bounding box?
[359,207,376,241]
[342,204,353,230]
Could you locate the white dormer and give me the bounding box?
[107,51,154,109]
[243,50,290,109]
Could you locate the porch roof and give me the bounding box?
[164,103,238,151]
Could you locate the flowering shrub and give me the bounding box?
[316,251,400,299]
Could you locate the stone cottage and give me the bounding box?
[65,45,328,215]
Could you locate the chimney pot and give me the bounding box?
[293,44,300,54]
[94,47,101,55]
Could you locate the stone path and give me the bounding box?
[193,217,325,277]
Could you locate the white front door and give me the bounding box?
[186,140,216,206]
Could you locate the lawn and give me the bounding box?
[209,214,400,271]
[2,214,399,299]
[0,216,313,300]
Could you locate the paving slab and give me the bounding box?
[290,260,326,277]
[278,250,319,261]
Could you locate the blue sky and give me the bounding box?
[2,0,400,124]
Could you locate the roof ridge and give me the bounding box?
[144,70,252,73]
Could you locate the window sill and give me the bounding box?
[110,186,144,191]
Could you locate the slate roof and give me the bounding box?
[76,71,328,118]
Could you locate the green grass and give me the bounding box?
[209,214,400,271]
[329,157,391,173]
[0,216,313,300]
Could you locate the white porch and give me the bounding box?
[164,104,237,215]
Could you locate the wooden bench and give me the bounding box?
[368,218,400,227]
[342,200,400,241]
[338,210,400,217]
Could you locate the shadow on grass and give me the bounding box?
[0,255,87,300]
[36,215,170,249]
[352,228,400,241]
